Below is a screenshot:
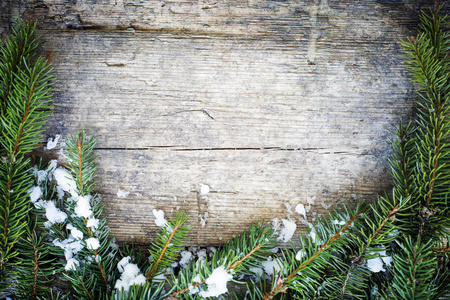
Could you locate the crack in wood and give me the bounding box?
[162,109,215,119]
[93,147,370,155]
[104,62,126,67]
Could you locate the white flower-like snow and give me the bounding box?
[277,219,297,242]
[46,134,61,150]
[197,266,233,297]
[152,209,169,228]
[115,256,146,293]
[65,258,79,271]
[86,237,100,250]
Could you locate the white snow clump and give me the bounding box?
[67,224,83,240]
[295,203,306,218]
[53,238,84,261]
[46,134,61,150]
[65,258,79,271]
[200,184,210,195]
[277,219,297,242]
[86,217,100,229]
[115,256,146,293]
[116,189,130,198]
[74,195,93,218]
[34,200,67,224]
[333,219,346,226]
[196,265,232,297]
[179,250,193,268]
[29,186,42,203]
[295,249,306,261]
[54,167,77,196]
[86,237,100,250]
[261,257,282,276]
[366,250,392,273]
[152,209,169,228]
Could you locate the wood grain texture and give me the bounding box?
[3,0,448,246]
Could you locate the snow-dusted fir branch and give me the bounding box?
[54,131,117,298]
[313,194,408,299]
[169,222,277,299]
[146,212,190,279]
[262,207,364,300]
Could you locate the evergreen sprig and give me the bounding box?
[391,236,437,300]
[0,18,54,290]
[170,222,277,299]
[385,2,450,298]
[16,218,56,299]
[0,20,39,117]
[16,159,65,299]
[146,213,190,279]
[262,204,364,299]
[112,282,165,300]
[59,131,118,299]
[399,3,450,240]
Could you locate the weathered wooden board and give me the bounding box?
[2,0,446,245]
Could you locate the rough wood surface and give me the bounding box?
[2,0,447,246]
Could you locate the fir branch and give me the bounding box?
[171,279,205,298]
[79,276,95,300]
[0,20,39,117]
[65,131,98,197]
[0,19,53,287]
[398,1,450,245]
[170,242,265,298]
[169,222,277,299]
[16,218,57,299]
[32,232,39,297]
[389,121,417,201]
[337,264,370,300]
[1,56,54,158]
[392,236,437,299]
[49,132,118,299]
[228,243,262,270]
[146,213,190,280]
[113,281,165,300]
[359,205,398,256]
[263,210,363,300]
[66,132,111,291]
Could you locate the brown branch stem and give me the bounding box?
[77,140,84,192]
[75,139,109,291]
[171,280,206,297]
[80,277,94,300]
[32,232,38,299]
[434,246,450,254]
[228,244,262,270]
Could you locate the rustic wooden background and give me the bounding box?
[1,0,447,246]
